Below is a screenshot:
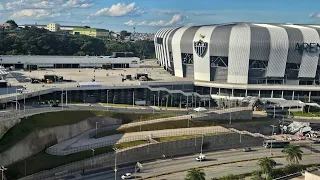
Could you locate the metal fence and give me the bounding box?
[88,124,122,138]
[46,127,230,156]
[20,132,261,180]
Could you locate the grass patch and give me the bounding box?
[96,119,217,138]
[0,111,177,153]
[292,111,319,117]
[155,133,225,142]
[5,140,146,180]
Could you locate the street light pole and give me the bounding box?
[95,122,98,138]
[0,166,7,180]
[270,125,277,156]
[24,162,27,177]
[153,94,155,114]
[139,116,142,132]
[23,94,25,114]
[107,90,109,111]
[91,149,95,157]
[113,148,118,180]
[273,105,276,119]
[132,90,135,107]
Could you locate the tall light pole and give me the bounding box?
[229,100,232,124]
[107,90,109,111]
[23,93,26,114]
[65,86,68,106]
[0,166,7,180]
[15,88,23,111]
[132,90,135,107]
[270,125,277,155]
[95,122,98,138]
[186,95,188,110]
[24,162,27,177]
[61,91,64,111]
[273,105,276,119]
[153,94,155,114]
[200,134,204,162]
[113,147,118,180]
[91,149,95,157]
[139,116,142,131]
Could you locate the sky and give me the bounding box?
[1,0,320,33]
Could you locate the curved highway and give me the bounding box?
[64,144,320,180]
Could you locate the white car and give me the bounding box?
[121,173,132,179]
[195,155,206,161]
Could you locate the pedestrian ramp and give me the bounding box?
[228,128,269,139]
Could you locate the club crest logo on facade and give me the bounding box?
[194,34,208,58]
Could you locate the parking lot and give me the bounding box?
[5,60,191,89]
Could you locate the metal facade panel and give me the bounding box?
[158,28,169,66]
[308,25,320,65]
[180,26,201,54]
[155,28,164,62]
[283,25,320,78]
[227,23,251,84]
[155,28,166,63]
[248,25,270,61]
[164,28,179,68]
[278,25,303,64]
[166,28,180,68]
[255,24,289,77]
[193,26,217,81]
[172,27,192,77]
[210,25,233,57]
[160,28,172,68]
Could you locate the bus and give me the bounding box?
[263,140,290,148]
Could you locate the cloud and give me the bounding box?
[309,12,320,18]
[124,20,136,26]
[157,9,215,16]
[91,2,146,17]
[125,14,186,27]
[62,0,94,8]
[0,3,3,10]
[11,9,60,19]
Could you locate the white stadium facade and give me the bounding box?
[154,22,320,101]
[154,22,320,86]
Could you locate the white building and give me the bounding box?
[0,55,140,68]
[46,23,60,32]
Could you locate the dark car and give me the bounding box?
[312,140,320,144]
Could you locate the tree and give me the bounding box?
[283,145,303,164]
[257,157,276,179]
[120,30,128,38]
[185,168,206,180]
[6,20,18,28]
[218,174,239,180]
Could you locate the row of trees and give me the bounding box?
[186,145,304,180]
[0,27,155,58]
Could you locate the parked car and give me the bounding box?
[121,173,132,179]
[312,140,320,144]
[196,155,206,161]
[243,147,252,152]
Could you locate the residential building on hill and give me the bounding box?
[46,23,60,32]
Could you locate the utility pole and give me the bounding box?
[270,125,277,156]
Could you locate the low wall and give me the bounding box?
[0,118,21,139]
[224,119,280,135]
[21,133,263,180]
[0,116,121,166]
[195,110,252,121]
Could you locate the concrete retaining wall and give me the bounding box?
[195,110,252,121]
[0,117,121,166]
[21,133,263,180]
[0,118,21,139]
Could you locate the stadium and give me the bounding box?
[154,22,320,86]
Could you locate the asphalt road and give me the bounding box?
[64,144,320,180]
